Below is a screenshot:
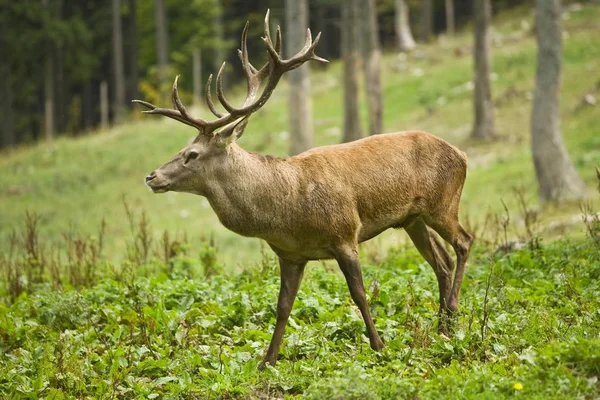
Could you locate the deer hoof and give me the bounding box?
[258,359,276,371]
[371,338,385,351]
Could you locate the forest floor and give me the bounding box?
[1,2,600,399]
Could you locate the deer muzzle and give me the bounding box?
[145,171,170,193]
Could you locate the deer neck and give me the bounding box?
[203,143,294,237]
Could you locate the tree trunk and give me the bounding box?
[193,49,202,106]
[0,19,13,148]
[341,0,363,143]
[420,0,433,42]
[55,46,66,134]
[54,0,66,134]
[286,0,313,155]
[315,5,329,60]
[211,0,225,73]
[128,0,139,103]
[445,0,455,35]
[154,0,169,102]
[82,80,94,131]
[395,0,416,52]
[531,0,586,202]
[471,0,495,140]
[112,0,126,123]
[0,59,15,148]
[44,45,55,143]
[100,81,109,131]
[360,0,383,136]
[42,0,54,142]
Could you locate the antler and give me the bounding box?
[133,10,328,136]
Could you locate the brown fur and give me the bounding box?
[140,11,473,370]
[146,128,473,369]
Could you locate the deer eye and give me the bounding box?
[184,150,199,164]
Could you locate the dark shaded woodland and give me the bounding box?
[0,0,530,149]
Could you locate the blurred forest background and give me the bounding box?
[0,0,599,265]
[0,0,535,148]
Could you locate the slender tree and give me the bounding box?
[531,0,586,202]
[192,49,202,105]
[471,0,495,140]
[42,0,54,142]
[420,0,433,42]
[211,0,225,73]
[0,17,15,147]
[445,0,455,35]
[128,0,140,103]
[112,0,126,123]
[0,61,15,147]
[341,0,363,143]
[360,0,383,136]
[395,0,416,52]
[286,0,313,155]
[53,0,66,135]
[100,81,109,131]
[154,0,169,101]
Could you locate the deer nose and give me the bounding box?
[145,172,156,183]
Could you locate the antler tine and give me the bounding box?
[263,9,272,46]
[215,62,237,113]
[212,10,328,118]
[262,10,281,56]
[262,9,282,65]
[132,99,201,129]
[239,22,251,74]
[236,19,273,109]
[205,74,225,118]
[132,76,210,131]
[172,75,208,125]
[301,28,313,53]
[238,21,267,81]
[134,9,327,137]
[310,32,329,63]
[281,29,329,70]
[275,26,282,55]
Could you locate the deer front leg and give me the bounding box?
[335,247,384,351]
[259,258,306,371]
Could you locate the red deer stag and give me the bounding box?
[134,11,473,370]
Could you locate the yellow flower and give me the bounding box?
[513,382,524,391]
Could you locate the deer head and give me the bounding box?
[135,11,327,195]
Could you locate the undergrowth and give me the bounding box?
[1,203,599,398]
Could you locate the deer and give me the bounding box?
[134,11,473,370]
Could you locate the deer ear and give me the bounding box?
[215,116,250,146]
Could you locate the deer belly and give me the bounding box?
[265,237,336,261]
[358,213,414,243]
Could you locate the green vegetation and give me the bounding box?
[1,214,599,398]
[1,3,600,399]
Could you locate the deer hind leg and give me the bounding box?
[447,223,473,312]
[334,246,384,351]
[426,215,473,315]
[405,218,455,335]
[259,257,306,371]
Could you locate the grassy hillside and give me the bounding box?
[1,3,599,266]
